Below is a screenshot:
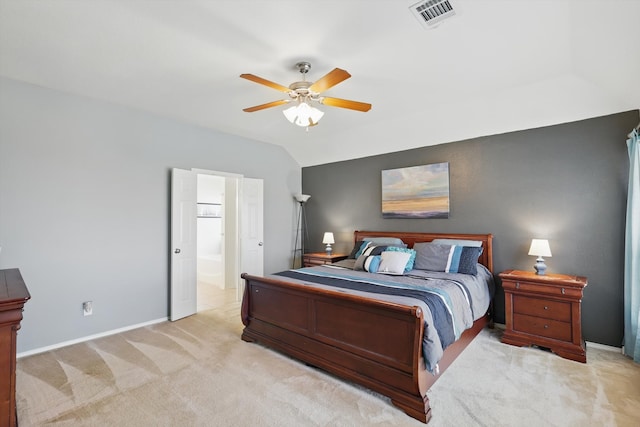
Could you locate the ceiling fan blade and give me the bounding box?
[321,97,371,112]
[240,74,291,93]
[242,99,290,112]
[308,68,351,94]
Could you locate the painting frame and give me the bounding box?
[381,162,450,219]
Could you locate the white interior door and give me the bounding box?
[240,178,264,295]
[170,168,197,321]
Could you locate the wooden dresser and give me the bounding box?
[0,269,31,427]
[302,252,348,267]
[500,269,587,363]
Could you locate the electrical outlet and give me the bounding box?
[83,301,93,316]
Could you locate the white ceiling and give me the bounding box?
[1,0,639,167]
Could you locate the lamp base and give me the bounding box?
[325,244,332,256]
[533,257,547,275]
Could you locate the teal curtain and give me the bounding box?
[625,127,640,363]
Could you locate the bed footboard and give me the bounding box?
[240,231,493,423]
[240,272,433,423]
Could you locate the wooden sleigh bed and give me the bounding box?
[240,230,494,424]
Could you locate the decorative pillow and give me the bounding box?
[362,255,381,273]
[450,246,482,275]
[431,238,482,247]
[384,246,417,272]
[355,240,408,259]
[414,243,451,271]
[354,245,389,270]
[431,238,483,255]
[378,251,412,275]
[353,241,372,260]
[348,240,366,259]
[413,243,482,275]
[363,237,407,247]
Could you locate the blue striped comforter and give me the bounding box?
[274,264,493,373]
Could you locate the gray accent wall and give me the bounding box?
[0,77,301,353]
[302,110,639,347]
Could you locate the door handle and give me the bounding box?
[174,248,181,254]
[258,242,263,247]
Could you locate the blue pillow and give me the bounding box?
[384,246,417,272]
[449,246,482,275]
[413,243,481,275]
[353,241,371,259]
[363,255,381,273]
[348,240,366,259]
[431,238,484,255]
[354,245,389,271]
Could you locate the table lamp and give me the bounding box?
[323,232,335,255]
[528,239,552,275]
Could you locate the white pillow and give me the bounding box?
[378,251,411,275]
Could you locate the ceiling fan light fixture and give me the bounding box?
[241,62,370,124]
[283,102,324,127]
[282,104,298,123]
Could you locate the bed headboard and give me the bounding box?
[354,230,494,273]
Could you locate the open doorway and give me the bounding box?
[170,168,263,321]
[196,174,227,311]
[194,171,242,312]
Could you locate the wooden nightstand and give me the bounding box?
[500,269,587,363]
[303,252,348,267]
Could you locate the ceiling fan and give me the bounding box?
[240,62,372,128]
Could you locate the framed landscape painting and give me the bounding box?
[381,162,450,219]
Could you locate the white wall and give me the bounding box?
[0,77,301,353]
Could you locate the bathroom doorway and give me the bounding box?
[196,174,226,311]
[170,168,262,320]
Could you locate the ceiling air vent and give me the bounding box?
[409,0,457,29]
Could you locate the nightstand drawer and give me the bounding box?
[513,295,571,322]
[305,258,330,267]
[513,313,572,342]
[302,253,348,268]
[503,280,582,299]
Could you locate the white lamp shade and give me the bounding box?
[306,105,324,124]
[282,105,298,123]
[294,194,310,203]
[283,102,324,127]
[528,239,552,257]
[322,232,335,245]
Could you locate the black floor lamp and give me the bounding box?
[293,194,310,268]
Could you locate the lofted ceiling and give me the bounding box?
[1,0,639,167]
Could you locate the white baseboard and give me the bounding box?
[586,341,622,353]
[17,317,168,359]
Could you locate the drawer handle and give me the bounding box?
[516,282,520,289]
[544,325,549,329]
[561,288,566,294]
[544,306,548,310]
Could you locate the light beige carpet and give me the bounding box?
[16,301,640,426]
